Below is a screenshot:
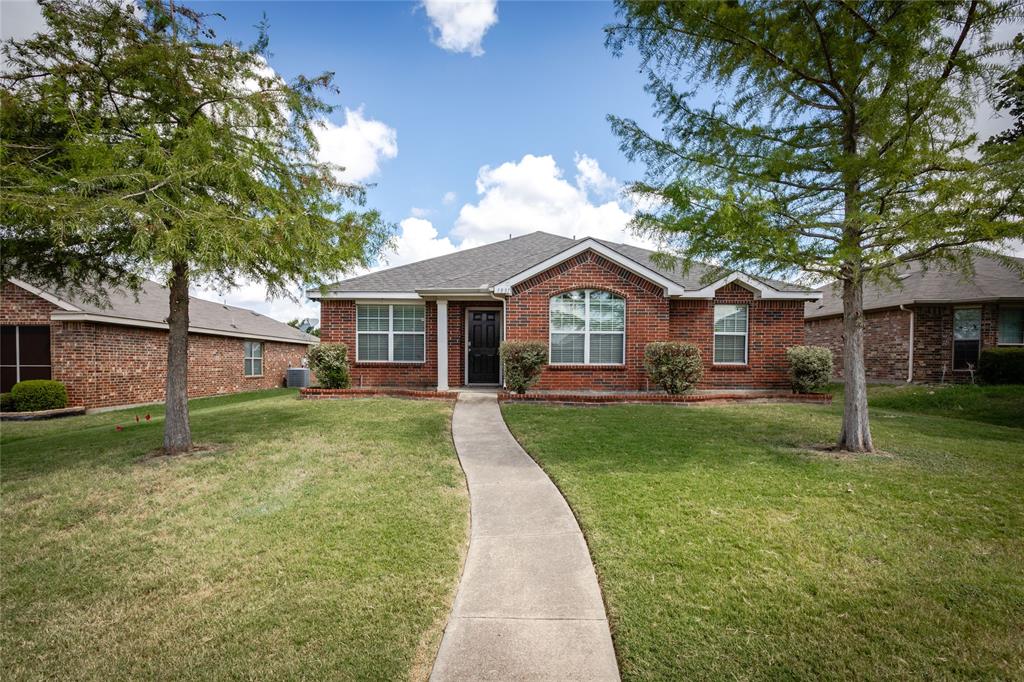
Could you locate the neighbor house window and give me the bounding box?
[0,325,52,393]
[998,307,1023,345]
[953,307,981,370]
[356,304,425,363]
[714,305,748,364]
[549,290,625,364]
[244,341,263,377]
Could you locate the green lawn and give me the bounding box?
[852,382,1024,429]
[1,390,468,681]
[502,386,1024,680]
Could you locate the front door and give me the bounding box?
[467,310,500,384]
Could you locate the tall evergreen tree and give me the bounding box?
[607,0,1023,451]
[1,0,390,453]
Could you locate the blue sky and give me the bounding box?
[1,1,1019,321]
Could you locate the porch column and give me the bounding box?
[436,299,449,391]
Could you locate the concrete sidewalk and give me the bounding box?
[430,392,619,681]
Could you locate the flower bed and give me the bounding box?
[300,387,460,401]
[498,391,832,405]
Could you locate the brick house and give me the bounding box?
[311,231,820,392]
[1,279,316,409]
[805,254,1024,383]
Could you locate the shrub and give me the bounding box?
[10,379,69,411]
[979,347,1024,385]
[786,345,834,393]
[500,341,548,394]
[0,392,14,412]
[643,342,704,394]
[308,343,351,389]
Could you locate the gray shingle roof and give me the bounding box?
[316,231,815,295]
[42,280,317,344]
[805,253,1024,319]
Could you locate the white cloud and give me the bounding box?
[442,190,458,205]
[315,107,398,183]
[451,153,648,246]
[422,0,498,57]
[380,217,459,267]
[574,153,620,199]
[410,206,431,218]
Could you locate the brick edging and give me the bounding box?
[497,391,833,405]
[299,387,460,401]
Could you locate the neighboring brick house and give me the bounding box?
[311,231,819,392]
[1,279,316,409]
[805,254,1024,383]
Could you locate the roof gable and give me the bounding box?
[312,231,819,301]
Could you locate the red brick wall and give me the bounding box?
[317,255,808,392]
[3,281,309,408]
[670,284,805,390]
[1,281,59,324]
[805,308,912,382]
[319,299,439,388]
[805,303,1003,383]
[912,303,999,382]
[505,251,669,391]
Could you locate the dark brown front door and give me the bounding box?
[467,310,500,384]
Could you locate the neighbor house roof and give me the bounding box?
[310,231,818,301]
[10,278,317,345]
[805,253,1024,319]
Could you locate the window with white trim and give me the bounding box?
[998,307,1023,345]
[549,290,625,364]
[356,304,425,362]
[244,340,263,377]
[714,305,748,364]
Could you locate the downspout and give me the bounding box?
[900,305,914,382]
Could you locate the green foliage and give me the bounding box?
[786,345,834,393]
[0,392,14,412]
[308,343,351,389]
[0,0,390,298]
[10,379,68,411]
[500,341,548,394]
[607,1,1023,286]
[643,342,704,394]
[979,347,1024,384]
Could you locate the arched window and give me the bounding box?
[549,290,625,365]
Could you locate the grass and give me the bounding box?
[502,386,1024,680]
[1,390,468,681]
[849,382,1024,429]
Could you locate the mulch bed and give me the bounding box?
[299,387,460,401]
[497,391,833,406]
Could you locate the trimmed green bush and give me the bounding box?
[308,343,351,389]
[0,392,14,412]
[643,342,704,394]
[500,341,548,394]
[10,380,68,411]
[979,347,1024,385]
[786,345,834,393]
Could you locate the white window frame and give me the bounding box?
[997,306,1024,346]
[244,340,263,377]
[356,304,426,364]
[713,304,749,365]
[548,289,626,366]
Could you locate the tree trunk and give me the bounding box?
[163,259,192,454]
[838,275,873,452]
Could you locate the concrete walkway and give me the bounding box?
[431,392,619,681]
